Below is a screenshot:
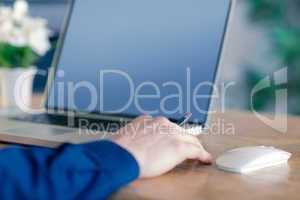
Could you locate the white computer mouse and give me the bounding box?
[216,146,291,173]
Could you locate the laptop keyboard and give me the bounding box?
[12,113,128,132]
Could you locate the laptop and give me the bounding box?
[0,0,232,147]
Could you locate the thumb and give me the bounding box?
[184,143,213,164]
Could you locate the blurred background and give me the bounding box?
[1,0,299,115]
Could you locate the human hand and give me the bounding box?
[111,115,212,178]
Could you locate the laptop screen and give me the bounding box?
[47,0,231,124]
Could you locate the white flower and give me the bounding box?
[7,27,28,47]
[0,7,12,21]
[1,20,13,33]
[13,0,29,21]
[0,0,51,56]
[29,28,51,55]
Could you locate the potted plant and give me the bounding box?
[0,0,51,108]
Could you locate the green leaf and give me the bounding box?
[247,0,285,24]
[272,28,300,65]
[0,42,38,68]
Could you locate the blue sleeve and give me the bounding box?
[0,141,139,200]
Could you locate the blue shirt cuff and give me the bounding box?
[80,140,140,186]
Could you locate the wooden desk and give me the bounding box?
[0,95,299,199]
[111,111,300,200]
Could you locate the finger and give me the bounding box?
[183,142,213,164]
[129,115,153,129]
[150,117,177,135]
[178,134,202,146]
[152,118,186,135]
[168,123,204,148]
[165,122,202,146]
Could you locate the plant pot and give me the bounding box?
[0,67,37,109]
